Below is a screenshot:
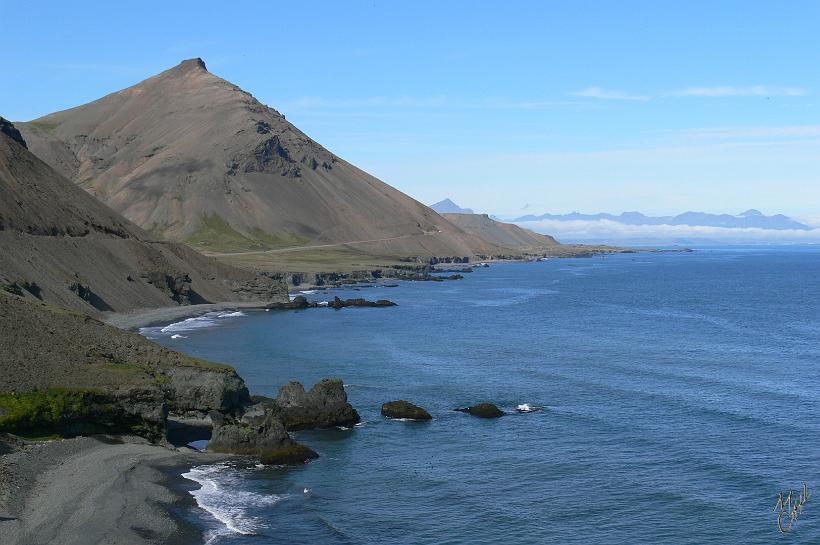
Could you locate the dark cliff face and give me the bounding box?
[0,117,26,148]
[0,291,252,441]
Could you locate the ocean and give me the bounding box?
[143,246,820,544]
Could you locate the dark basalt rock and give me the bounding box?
[259,443,319,465]
[276,379,360,430]
[456,402,504,418]
[0,117,27,148]
[141,271,193,304]
[266,296,396,310]
[328,296,396,309]
[381,400,432,420]
[208,408,317,465]
[266,295,311,309]
[162,366,250,415]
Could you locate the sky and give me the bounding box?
[2,1,819,221]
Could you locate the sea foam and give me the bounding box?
[183,463,286,542]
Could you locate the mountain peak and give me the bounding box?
[177,57,208,72]
[430,199,474,214]
[739,209,763,217]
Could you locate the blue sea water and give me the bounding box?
[145,246,820,544]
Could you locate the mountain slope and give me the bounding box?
[0,122,287,314]
[19,59,502,258]
[441,213,559,252]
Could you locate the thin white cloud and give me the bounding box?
[671,85,807,97]
[678,125,820,140]
[571,86,651,101]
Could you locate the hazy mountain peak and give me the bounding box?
[430,199,474,214]
[739,209,763,217]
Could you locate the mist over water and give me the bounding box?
[148,247,820,544]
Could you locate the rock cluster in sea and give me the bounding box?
[266,296,397,310]
[206,378,359,464]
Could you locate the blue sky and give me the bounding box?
[2,1,819,219]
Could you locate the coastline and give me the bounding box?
[104,301,271,331]
[0,435,229,545]
[103,249,675,331]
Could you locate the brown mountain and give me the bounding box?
[441,213,559,252]
[18,58,503,258]
[441,212,630,257]
[0,121,287,315]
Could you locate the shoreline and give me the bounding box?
[104,249,685,331]
[104,301,271,331]
[0,434,231,545]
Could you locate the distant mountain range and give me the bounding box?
[430,199,474,214]
[514,209,811,231]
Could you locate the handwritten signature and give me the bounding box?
[774,483,810,533]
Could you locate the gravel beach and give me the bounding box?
[0,435,227,545]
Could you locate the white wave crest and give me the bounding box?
[183,463,286,540]
[160,315,219,333]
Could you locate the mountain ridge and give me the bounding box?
[514,210,811,230]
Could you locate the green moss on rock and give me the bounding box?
[0,387,162,440]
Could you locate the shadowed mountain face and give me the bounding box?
[0,123,287,314]
[18,59,501,257]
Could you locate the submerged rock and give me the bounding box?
[456,402,504,418]
[381,400,432,420]
[276,379,360,430]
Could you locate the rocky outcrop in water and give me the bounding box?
[266,296,396,311]
[266,295,311,309]
[207,407,317,464]
[275,379,360,430]
[456,403,504,418]
[381,400,432,420]
[327,296,396,309]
